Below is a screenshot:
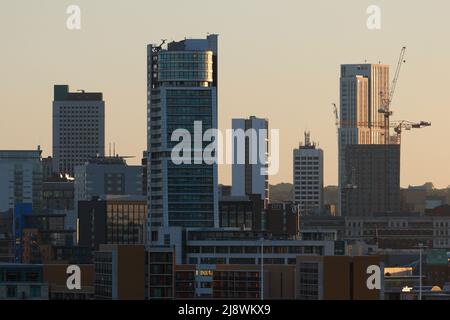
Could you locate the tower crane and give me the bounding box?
[389,120,431,144]
[332,103,339,136]
[378,46,407,144]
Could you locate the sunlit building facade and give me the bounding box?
[146,35,219,229]
[338,64,389,215]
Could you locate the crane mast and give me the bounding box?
[379,47,407,144]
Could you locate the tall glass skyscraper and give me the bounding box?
[231,116,269,207]
[146,35,219,229]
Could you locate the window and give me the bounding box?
[30,286,41,298]
[164,234,170,245]
[7,285,17,298]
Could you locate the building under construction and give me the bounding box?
[336,47,431,217]
[342,144,400,217]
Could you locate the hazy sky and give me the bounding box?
[1,0,449,188]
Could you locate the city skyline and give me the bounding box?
[1,1,449,188]
[2,1,450,304]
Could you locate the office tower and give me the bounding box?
[74,156,143,201]
[52,85,105,177]
[338,64,389,215]
[231,116,269,206]
[147,35,219,228]
[293,131,324,215]
[78,196,147,252]
[0,148,43,212]
[42,177,76,231]
[341,144,400,216]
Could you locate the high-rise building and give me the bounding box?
[0,148,43,212]
[52,85,105,177]
[231,116,269,206]
[293,132,324,215]
[341,144,400,216]
[141,151,148,196]
[338,64,389,215]
[147,35,219,228]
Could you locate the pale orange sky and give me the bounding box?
[1,0,449,188]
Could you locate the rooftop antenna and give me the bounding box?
[113,143,116,157]
[155,39,167,51]
[109,143,111,157]
[304,131,311,147]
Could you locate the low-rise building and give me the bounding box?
[265,202,300,238]
[43,264,94,300]
[295,255,383,300]
[175,264,295,299]
[151,227,339,265]
[345,212,450,249]
[94,244,145,300]
[0,263,48,300]
[219,194,264,231]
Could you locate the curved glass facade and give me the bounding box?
[147,35,219,229]
[158,51,213,82]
